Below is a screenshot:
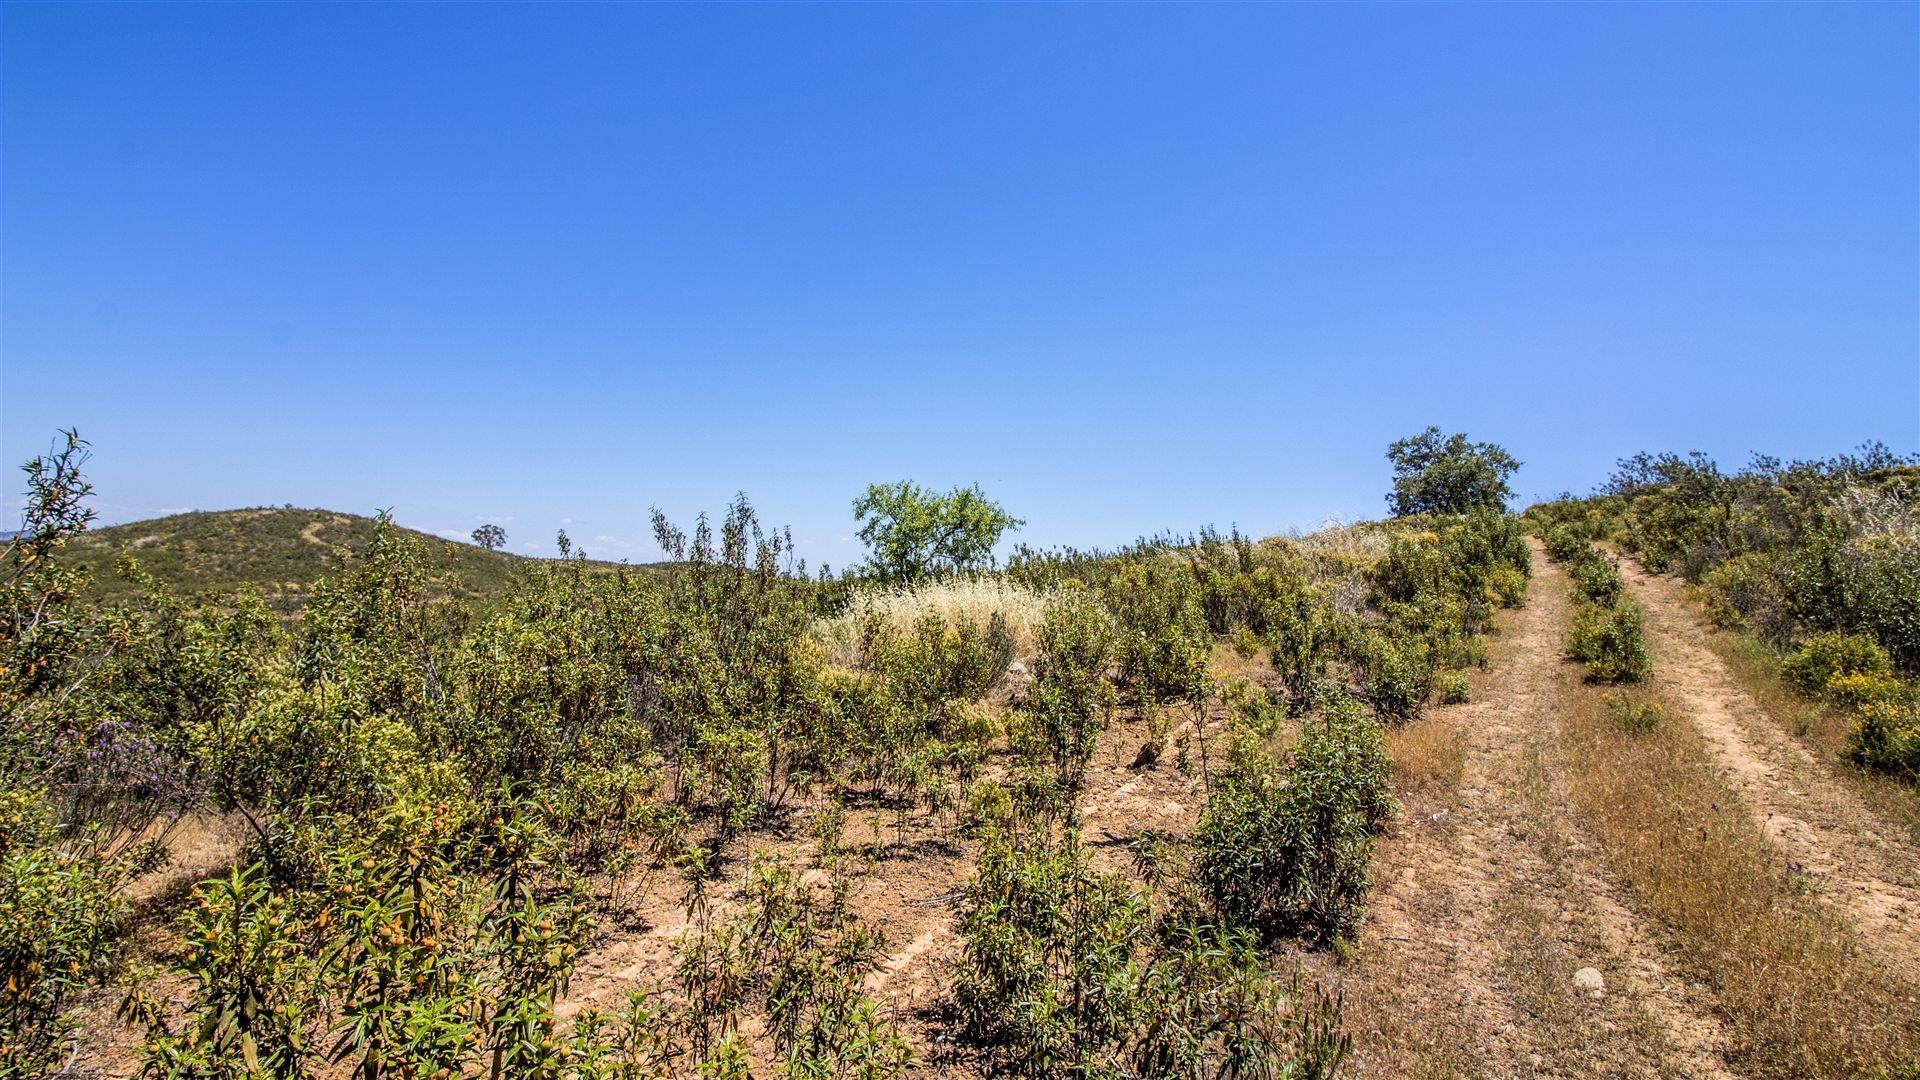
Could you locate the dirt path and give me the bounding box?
[1618,559,1920,973]
[1342,546,1735,1079]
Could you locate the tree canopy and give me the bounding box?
[852,481,1022,583]
[1385,427,1520,516]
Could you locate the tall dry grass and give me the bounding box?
[814,576,1055,668]
[1559,680,1920,1077]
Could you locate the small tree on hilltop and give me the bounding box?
[1386,427,1520,516]
[853,481,1022,584]
[471,523,507,551]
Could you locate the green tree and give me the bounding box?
[471,523,507,551]
[1386,427,1520,516]
[852,481,1022,583]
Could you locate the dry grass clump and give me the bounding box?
[1384,720,1466,801]
[1560,683,1920,1077]
[815,576,1055,668]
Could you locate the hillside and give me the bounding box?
[53,507,547,611]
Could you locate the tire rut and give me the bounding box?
[1619,558,1920,972]
[1348,547,1734,1079]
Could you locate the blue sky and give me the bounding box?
[3,3,1915,567]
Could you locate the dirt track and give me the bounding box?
[1618,558,1920,973]
[1340,544,1735,1079]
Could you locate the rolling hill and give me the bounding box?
[51,507,582,611]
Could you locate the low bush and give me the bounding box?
[1192,695,1392,944]
[1852,698,1920,782]
[1780,632,1894,699]
[873,610,1015,712]
[1543,526,1587,563]
[1565,600,1651,684]
[1567,551,1625,606]
[1699,552,1783,633]
[1488,564,1529,608]
[1353,630,1434,723]
[1019,593,1118,797]
[1605,692,1665,734]
[953,827,1349,1078]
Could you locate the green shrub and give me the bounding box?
[1568,551,1625,606]
[874,610,1014,713]
[1781,632,1894,698]
[1261,576,1337,713]
[1435,669,1471,705]
[1543,526,1587,564]
[1022,594,1118,795]
[1192,696,1391,944]
[1104,561,1211,708]
[1853,698,1920,782]
[1488,564,1529,608]
[953,828,1348,1078]
[1354,630,1433,722]
[1566,600,1651,683]
[0,787,139,1075]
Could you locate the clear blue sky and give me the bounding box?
[4,3,1915,567]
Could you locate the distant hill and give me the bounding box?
[52,507,608,612]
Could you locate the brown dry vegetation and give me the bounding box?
[1558,675,1919,1076]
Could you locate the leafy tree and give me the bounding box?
[471,523,507,551]
[1385,426,1520,516]
[852,481,1022,583]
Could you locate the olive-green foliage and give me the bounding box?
[1542,525,1588,564]
[661,855,913,1078]
[1192,695,1393,945]
[1385,427,1521,517]
[1565,600,1652,684]
[1699,553,1783,633]
[1019,593,1118,797]
[1260,573,1338,713]
[1780,632,1894,698]
[132,790,593,1079]
[1105,560,1211,708]
[871,610,1014,714]
[54,507,564,614]
[1541,528,1651,685]
[1597,445,1920,669]
[1353,629,1434,723]
[953,825,1349,1079]
[0,786,142,1075]
[1567,550,1625,606]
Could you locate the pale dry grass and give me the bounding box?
[814,576,1055,668]
[1559,681,1920,1077]
[1384,720,1465,801]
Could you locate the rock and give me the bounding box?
[1573,966,1605,997]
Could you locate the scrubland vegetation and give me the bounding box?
[1,430,1533,1077]
[1526,443,1920,784]
[9,427,1920,1079]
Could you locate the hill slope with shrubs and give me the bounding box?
[54,506,630,612]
